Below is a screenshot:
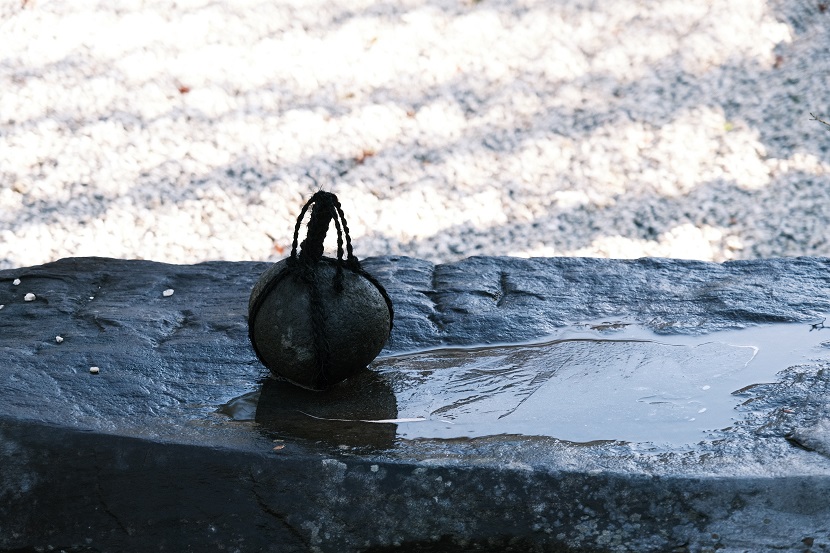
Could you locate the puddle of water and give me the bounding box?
[219,320,830,447]
[370,321,830,445]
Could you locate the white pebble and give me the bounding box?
[13,278,20,285]
[0,305,4,310]
[89,366,100,374]
[162,288,174,297]
[55,335,64,343]
[24,292,36,301]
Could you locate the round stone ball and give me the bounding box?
[248,258,392,390]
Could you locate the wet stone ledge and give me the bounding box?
[2,256,830,552]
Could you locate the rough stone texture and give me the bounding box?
[2,255,830,552]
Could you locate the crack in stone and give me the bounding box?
[248,470,310,549]
[495,270,546,307]
[93,451,130,536]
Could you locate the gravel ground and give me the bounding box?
[2,0,830,270]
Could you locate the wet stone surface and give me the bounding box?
[2,256,830,552]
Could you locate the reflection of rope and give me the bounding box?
[249,191,395,389]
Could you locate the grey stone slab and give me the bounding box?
[2,256,830,552]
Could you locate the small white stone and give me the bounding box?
[55,335,64,343]
[89,366,100,374]
[24,292,35,301]
[13,278,20,285]
[0,305,4,310]
[162,288,174,297]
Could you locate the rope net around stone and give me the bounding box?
[248,191,394,389]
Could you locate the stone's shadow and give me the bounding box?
[254,368,399,450]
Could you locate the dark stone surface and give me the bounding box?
[2,255,830,552]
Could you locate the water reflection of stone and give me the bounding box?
[255,368,398,450]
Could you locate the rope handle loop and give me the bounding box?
[288,191,359,290]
